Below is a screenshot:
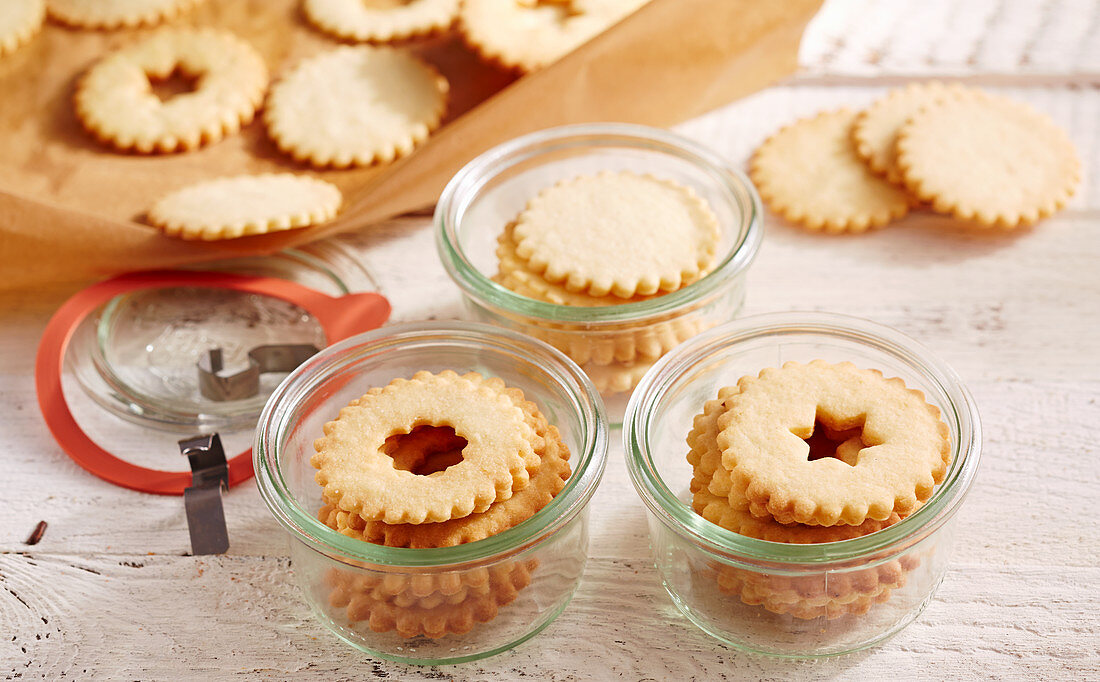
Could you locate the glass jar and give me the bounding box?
[435,123,763,419]
[623,312,982,657]
[254,322,608,664]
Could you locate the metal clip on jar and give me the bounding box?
[624,313,982,657]
[253,322,608,664]
[436,123,763,419]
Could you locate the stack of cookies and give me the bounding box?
[311,370,571,638]
[492,170,722,394]
[687,360,950,619]
[750,82,1081,232]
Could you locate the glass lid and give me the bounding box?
[67,244,377,432]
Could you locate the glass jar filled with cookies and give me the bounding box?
[253,322,608,664]
[624,312,982,657]
[436,123,763,419]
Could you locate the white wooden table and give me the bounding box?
[3,0,1099,678]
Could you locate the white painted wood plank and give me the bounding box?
[2,554,1098,679]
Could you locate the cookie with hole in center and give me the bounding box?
[716,360,950,527]
[312,371,543,525]
[74,27,268,153]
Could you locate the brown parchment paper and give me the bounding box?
[0,0,821,291]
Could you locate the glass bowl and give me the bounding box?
[254,322,608,664]
[435,123,763,419]
[623,312,982,657]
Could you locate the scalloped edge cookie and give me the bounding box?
[264,46,448,168]
[749,108,912,233]
[312,371,542,525]
[46,0,205,30]
[511,171,720,299]
[716,360,951,527]
[896,93,1081,228]
[0,0,44,57]
[459,0,648,73]
[852,81,981,185]
[332,389,572,549]
[74,27,268,153]
[302,0,458,43]
[687,387,908,543]
[148,174,342,241]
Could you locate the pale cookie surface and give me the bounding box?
[339,560,536,638]
[339,398,571,549]
[584,358,653,394]
[897,94,1081,228]
[688,389,903,544]
[512,171,720,298]
[312,371,542,525]
[46,0,204,29]
[148,174,342,241]
[264,46,448,168]
[852,81,979,185]
[74,28,268,153]
[495,223,657,307]
[460,0,649,72]
[750,108,911,233]
[302,0,458,43]
[0,0,44,58]
[716,361,951,527]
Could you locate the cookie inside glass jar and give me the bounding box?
[491,170,722,394]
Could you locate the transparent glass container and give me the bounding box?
[254,322,608,664]
[623,312,982,657]
[68,244,376,432]
[436,123,763,419]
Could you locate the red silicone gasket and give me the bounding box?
[35,270,391,495]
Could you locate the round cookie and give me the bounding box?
[302,0,458,43]
[896,93,1081,228]
[0,0,44,58]
[749,108,912,233]
[511,171,720,299]
[584,358,654,394]
[495,223,658,307]
[459,0,649,73]
[340,560,537,638]
[74,28,268,153]
[716,361,951,527]
[852,81,980,185]
[148,174,342,241]
[311,371,542,525]
[46,0,204,29]
[264,46,448,168]
[334,390,572,549]
[687,388,906,543]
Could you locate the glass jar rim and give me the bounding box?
[254,321,609,568]
[434,122,764,325]
[623,311,983,566]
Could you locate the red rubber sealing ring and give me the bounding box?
[35,270,391,495]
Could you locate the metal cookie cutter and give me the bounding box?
[198,344,320,401]
[179,433,230,555]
